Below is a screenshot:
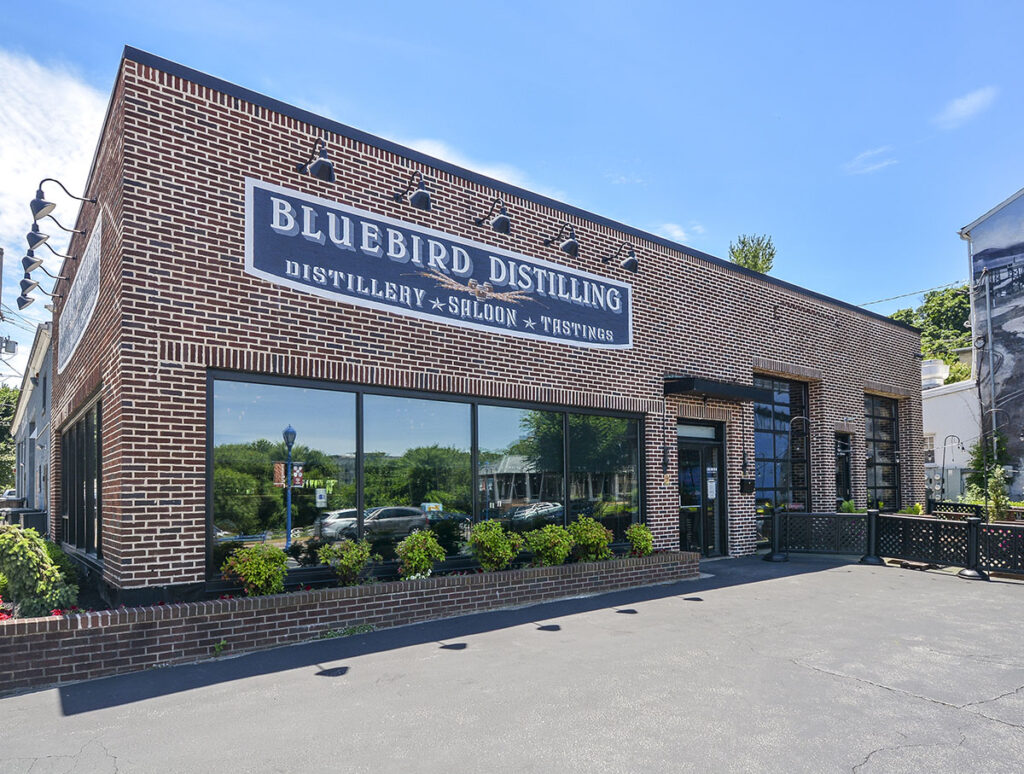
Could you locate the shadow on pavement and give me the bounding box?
[56,554,848,716]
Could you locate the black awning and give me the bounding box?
[664,375,773,403]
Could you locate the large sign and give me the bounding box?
[244,179,632,348]
[57,216,102,373]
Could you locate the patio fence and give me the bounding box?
[768,510,1024,579]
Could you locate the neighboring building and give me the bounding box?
[11,323,53,518]
[46,48,923,603]
[921,363,981,501]
[960,187,1024,499]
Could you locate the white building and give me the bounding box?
[921,360,981,501]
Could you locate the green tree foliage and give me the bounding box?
[891,286,971,383]
[728,234,775,274]
[363,445,471,513]
[0,385,20,489]
[965,432,1011,493]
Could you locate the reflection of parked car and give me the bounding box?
[511,502,563,521]
[316,508,358,540]
[427,510,470,524]
[335,506,428,541]
[2,489,17,499]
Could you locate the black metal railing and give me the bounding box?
[929,501,984,520]
[765,509,1024,579]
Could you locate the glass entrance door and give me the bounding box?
[678,440,723,556]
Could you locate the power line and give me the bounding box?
[858,280,967,307]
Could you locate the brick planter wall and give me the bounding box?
[0,551,698,697]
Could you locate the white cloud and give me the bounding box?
[605,172,646,185]
[0,49,107,385]
[655,223,699,242]
[843,146,898,175]
[933,86,998,130]
[400,138,567,201]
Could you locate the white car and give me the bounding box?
[2,489,16,499]
[315,509,359,540]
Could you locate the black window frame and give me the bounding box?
[864,393,901,511]
[753,375,811,515]
[205,370,646,577]
[60,399,102,558]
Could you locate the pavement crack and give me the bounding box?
[960,682,1024,709]
[851,731,967,773]
[790,659,959,711]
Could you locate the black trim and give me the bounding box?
[119,45,918,335]
[665,375,773,403]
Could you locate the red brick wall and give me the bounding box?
[0,551,699,698]
[51,54,923,589]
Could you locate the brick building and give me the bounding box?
[49,47,923,602]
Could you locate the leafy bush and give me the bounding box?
[838,500,866,514]
[523,524,573,567]
[568,516,613,562]
[897,503,924,515]
[468,520,524,571]
[0,572,7,598]
[44,540,79,585]
[0,525,78,618]
[318,539,378,586]
[624,523,653,556]
[220,543,289,596]
[395,530,446,579]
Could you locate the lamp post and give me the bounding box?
[283,425,297,550]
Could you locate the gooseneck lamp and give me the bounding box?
[474,199,512,234]
[19,273,39,296]
[45,213,86,235]
[604,242,640,273]
[30,178,97,222]
[393,170,432,211]
[26,223,48,250]
[543,222,580,259]
[283,425,297,550]
[22,251,43,273]
[295,137,336,183]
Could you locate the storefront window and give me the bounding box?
[568,414,640,542]
[478,406,564,532]
[211,380,356,572]
[363,395,472,559]
[754,376,810,530]
[865,394,900,511]
[61,401,101,556]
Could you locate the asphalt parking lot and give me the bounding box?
[2,555,1022,773]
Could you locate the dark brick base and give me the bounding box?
[0,551,698,697]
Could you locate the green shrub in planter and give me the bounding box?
[395,530,446,579]
[469,520,524,571]
[44,540,79,585]
[318,539,378,586]
[568,516,613,562]
[897,503,924,515]
[220,543,289,596]
[0,525,78,618]
[624,523,654,556]
[523,524,574,567]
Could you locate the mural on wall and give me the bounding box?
[967,190,1024,497]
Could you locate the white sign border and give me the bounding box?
[57,215,102,374]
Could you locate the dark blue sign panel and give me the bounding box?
[244,179,632,348]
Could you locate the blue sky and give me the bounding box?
[2,0,1023,382]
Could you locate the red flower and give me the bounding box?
[51,609,63,616]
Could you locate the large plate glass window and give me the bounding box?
[478,406,564,532]
[211,380,356,572]
[569,414,640,542]
[362,395,472,559]
[61,401,101,556]
[865,394,900,511]
[753,377,810,543]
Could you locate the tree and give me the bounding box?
[965,432,1011,493]
[0,386,20,490]
[890,286,971,383]
[729,234,775,274]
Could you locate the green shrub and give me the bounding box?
[523,524,574,567]
[897,503,924,515]
[318,539,378,586]
[0,572,7,598]
[395,530,446,579]
[220,543,289,596]
[43,540,79,585]
[0,525,78,618]
[624,523,654,556]
[468,520,524,571]
[568,516,613,562]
